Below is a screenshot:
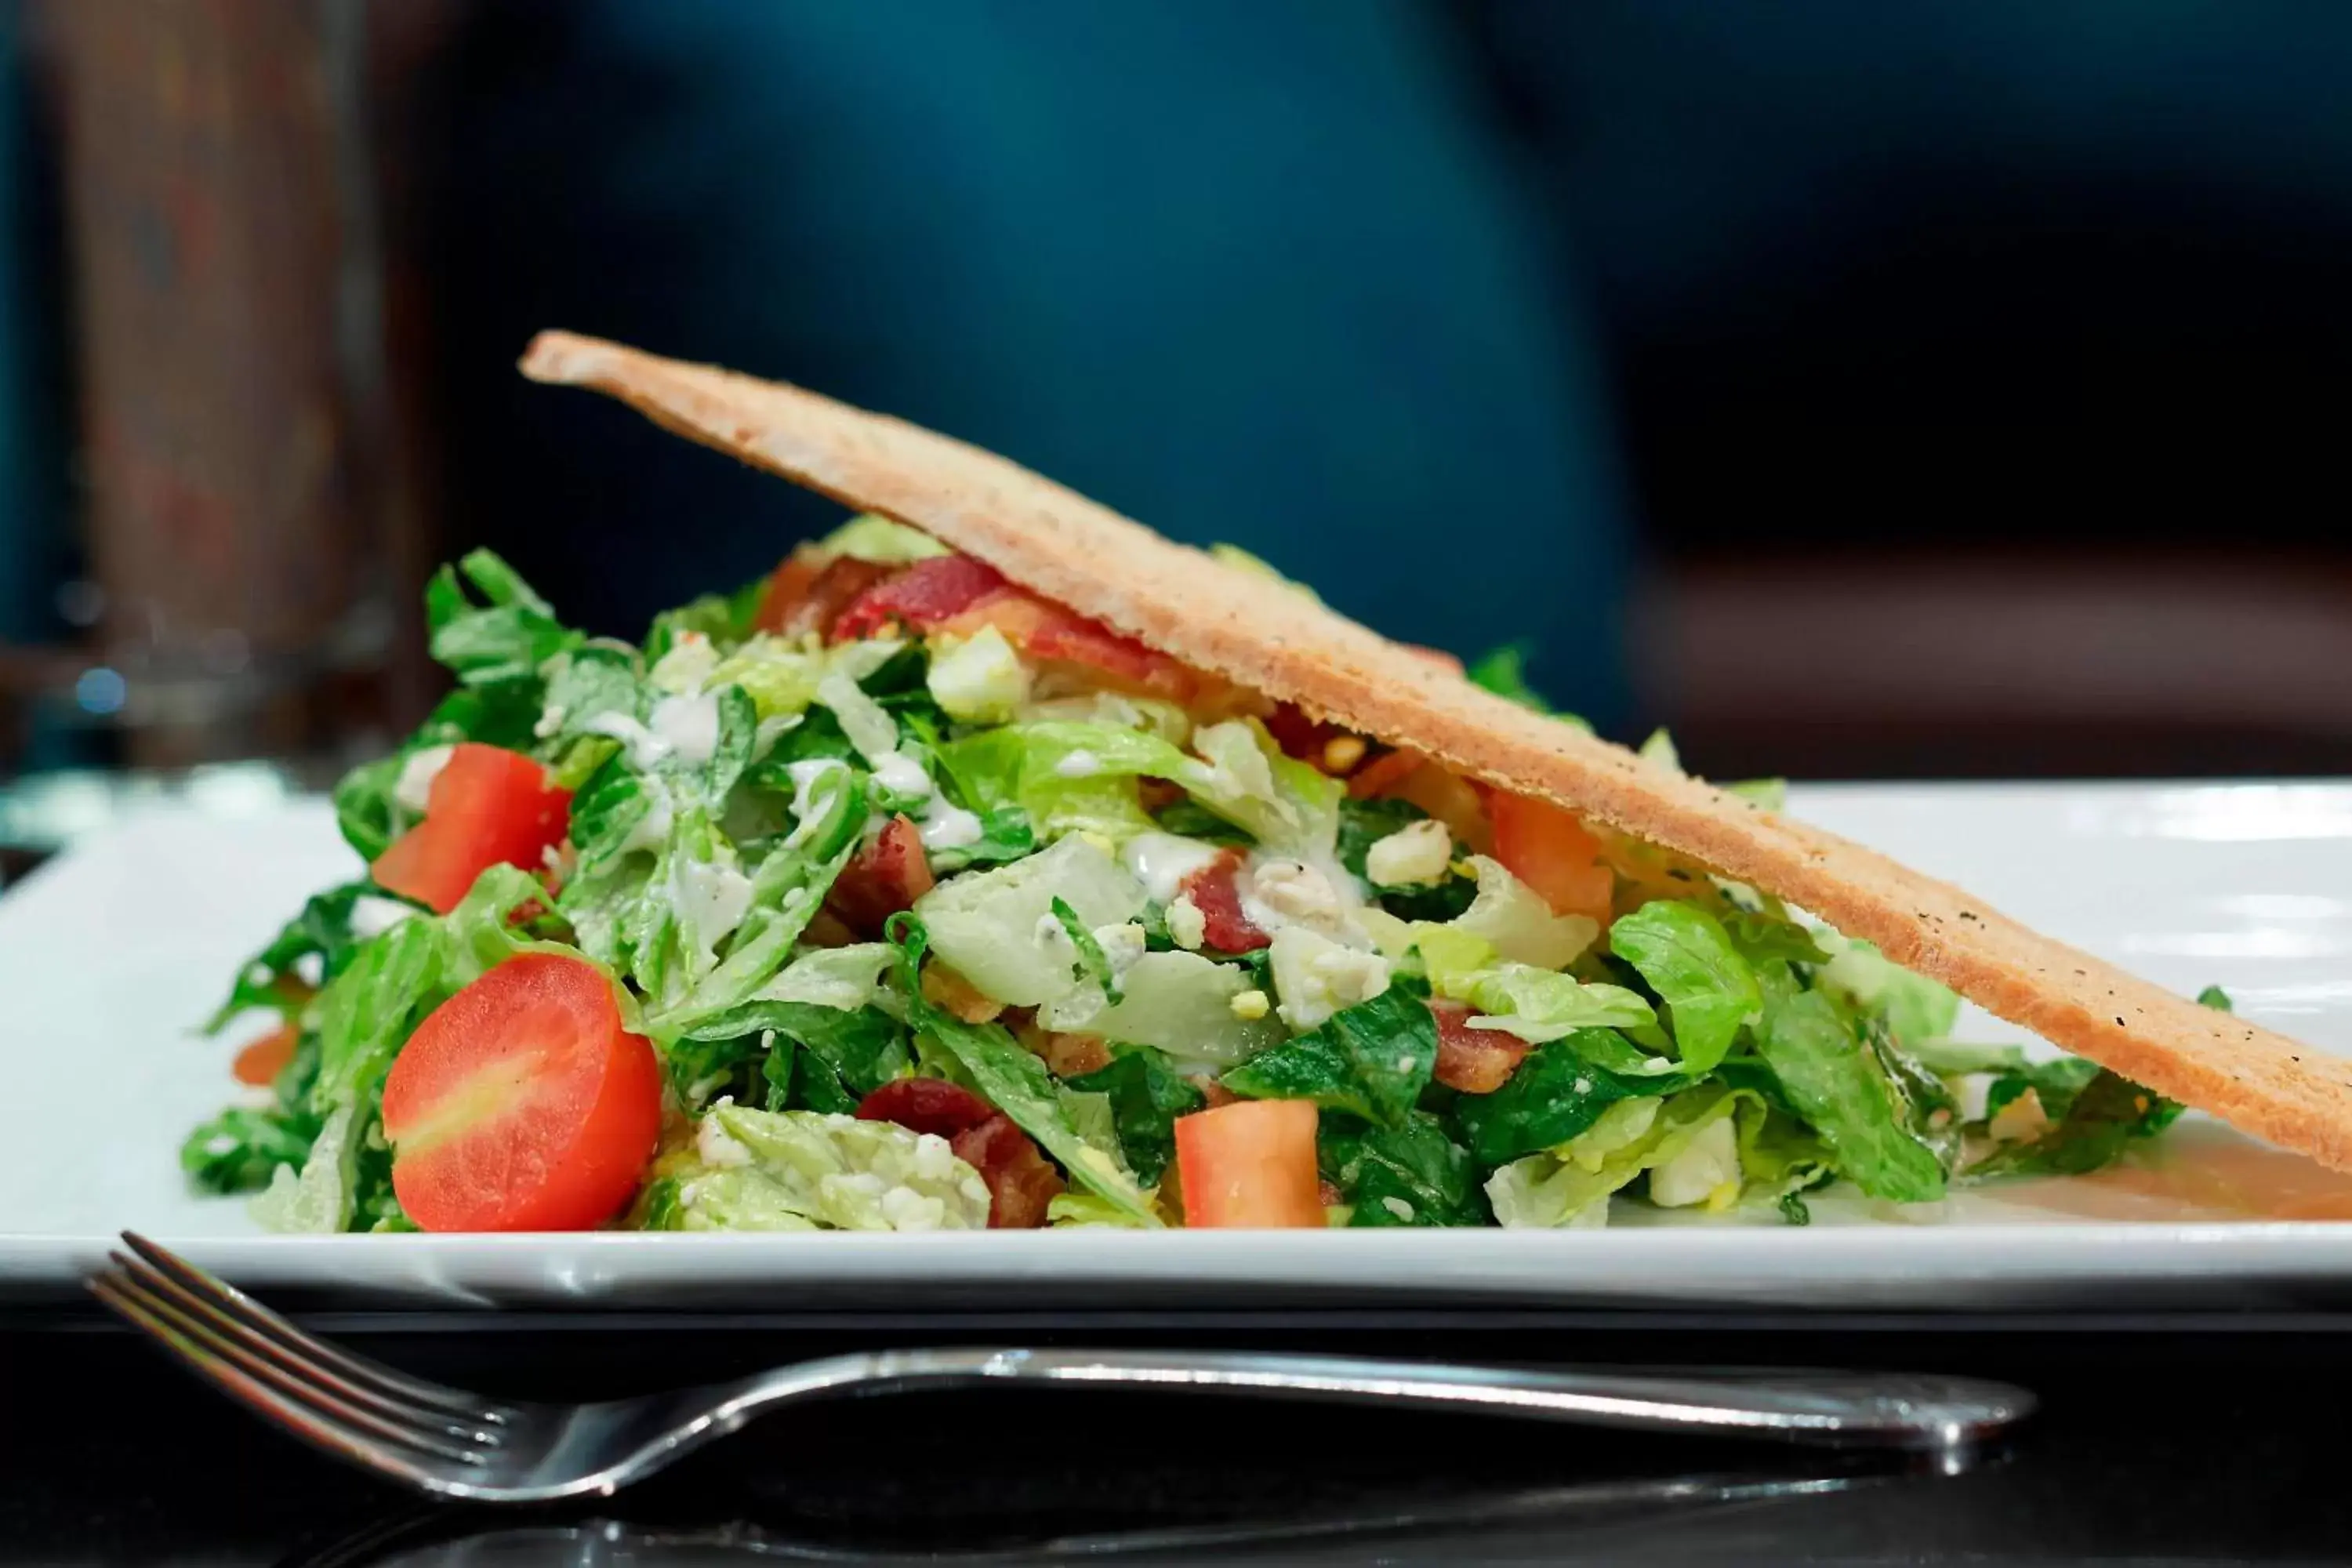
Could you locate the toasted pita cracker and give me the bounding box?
[521,328,2352,1171]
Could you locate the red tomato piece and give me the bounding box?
[1345,746,1425,800]
[942,592,1196,700]
[1490,790,1613,924]
[1178,851,1270,953]
[370,743,572,915]
[950,1114,1065,1229]
[1174,1099,1324,1228]
[854,1077,996,1139]
[1428,1000,1534,1094]
[754,550,896,638]
[382,953,661,1232]
[825,815,936,938]
[828,554,1008,642]
[231,1022,299,1087]
[1261,703,1334,761]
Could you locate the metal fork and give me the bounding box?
[89,1232,2034,1503]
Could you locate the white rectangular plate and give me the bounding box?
[7,782,2352,1312]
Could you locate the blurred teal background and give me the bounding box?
[5,1,2352,781]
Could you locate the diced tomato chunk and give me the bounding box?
[1178,851,1270,953]
[231,1022,299,1087]
[1490,790,1613,923]
[382,953,660,1232]
[828,554,1008,642]
[1262,703,1336,761]
[825,815,936,938]
[1428,1000,1533,1094]
[1345,746,1425,800]
[370,743,572,915]
[1174,1099,1324,1228]
[755,550,896,637]
[855,1077,996,1139]
[950,1114,1065,1229]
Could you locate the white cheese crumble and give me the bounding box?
[1648,1117,1742,1209]
[392,744,453,813]
[1363,818,1452,887]
[696,1101,754,1168]
[348,895,417,939]
[1053,749,1102,779]
[1380,1196,1416,1222]
[1164,893,1208,950]
[1269,927,1391,1031]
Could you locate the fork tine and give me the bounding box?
[119,1231,505,1423]
[90,1269,492,1469]
[107,1250,502,1447]
[87,1276,445,1490]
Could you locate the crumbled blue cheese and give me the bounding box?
[1647,1116,1742,1209]
[392,744,453,813]
[1268,927,1391,1030]
[348,895,417,939]
[1364,818,1452,887]
[1164,893,1207,950]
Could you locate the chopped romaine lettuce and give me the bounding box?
[1221,986,1436,1130]
[914,834,1146,1007]
[1605,902,1762,1073]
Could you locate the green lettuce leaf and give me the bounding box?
[203,881,380,1033]
[887,916,1161,1225]
[1065,1050,1207,1185]
[1606,902,1762,1073]
[1451,1038,1695,1167]
[1817,935,1962,1046]
[1752,964,1948,1202]
[1219,987,1437,1130]
[1323,1111,1488,1227]
[426,549,580,691]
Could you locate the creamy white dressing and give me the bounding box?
[392,745,453,813]
[918,800,984,851]
[869,752,931,798]
[674,855,757,965]
[1052,749,1102,779]
[649,691,722,768]
[619,777,674,855]
[585,711,673,770]
[1120,832,1224,904]
[786,758,848,821]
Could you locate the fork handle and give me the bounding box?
[739,1348,2030,1453]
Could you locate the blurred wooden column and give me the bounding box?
[40,0,422,768]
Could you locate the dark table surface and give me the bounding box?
[2,1306,2345,1566]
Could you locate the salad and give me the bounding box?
[186,516,2194,1233]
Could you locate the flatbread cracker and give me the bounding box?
[521,328,2352,1172]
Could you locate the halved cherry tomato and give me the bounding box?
[825,815,936,938]
[1428,1000,1533,1094]
[754,549,895,637]
[855,1077,996,1139]
[1178,851,1270,953]
[1174,1099,1324,1228]
[828,555,1007,641]
[382,953,660,1232]
[1489,790,1613,924]
[950,1114,1065,1228]
[370,743,571,915]
[231,1022,300,1087]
